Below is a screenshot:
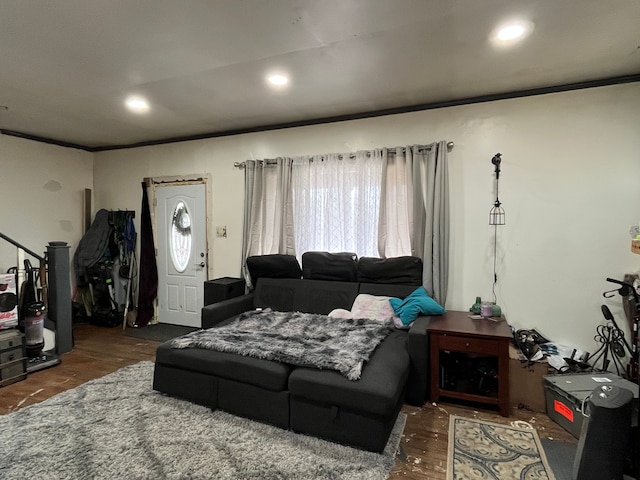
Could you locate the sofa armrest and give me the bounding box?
[405,315,431,406]
[201,293,255,329]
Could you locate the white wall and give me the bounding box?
[0,134,93,275]
[89,83,640,352]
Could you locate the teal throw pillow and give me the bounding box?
[389,287,445,326]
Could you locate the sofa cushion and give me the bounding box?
[245,254,302,288]
[302,251,358,282]
[155,341,291,392]
[358,283,417,299]
[292,279,360,314]
[357,256,423,285]
[256,278,360,315]
[253,278,299,311]
[288,330,409,416]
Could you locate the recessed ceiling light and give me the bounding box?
[498,25,526,41]
[267,74,289,87]
[125,95,150,113]
[491,20,534,46]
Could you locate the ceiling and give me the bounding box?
[1,0,638,151]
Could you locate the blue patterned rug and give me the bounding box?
[447,415,555,480]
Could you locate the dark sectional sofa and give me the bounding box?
[153,255,431,452]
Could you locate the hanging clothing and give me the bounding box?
[136,182,158,327]
[72,209,112,286]
[240,158,295,289]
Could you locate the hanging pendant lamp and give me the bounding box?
[489,153,505,225]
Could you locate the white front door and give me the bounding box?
[156,183,207,327]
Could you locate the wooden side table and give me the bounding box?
[428,310,512,416]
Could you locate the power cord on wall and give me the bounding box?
[492,223,498,304]
[488,152,504,306]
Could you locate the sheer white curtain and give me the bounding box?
[378,142,449,303]
[291,151,382,264]
[378,147,413,258]
[241,158,295,287]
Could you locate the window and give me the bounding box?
[241,141,449,302]
[291,152,382,261]
[170,201,192,272]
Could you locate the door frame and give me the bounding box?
[145,173,213,297]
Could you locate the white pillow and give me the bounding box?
[328,308,354,319]
[393,317,413,330]
[351,294,397,322]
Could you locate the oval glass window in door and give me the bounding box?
[170,201,192,272]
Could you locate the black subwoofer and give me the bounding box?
[573,384,634,480]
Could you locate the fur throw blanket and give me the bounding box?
[171,310,394,380]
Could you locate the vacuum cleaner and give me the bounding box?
[18,260,60,372]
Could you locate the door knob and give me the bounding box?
[196,262,205,268]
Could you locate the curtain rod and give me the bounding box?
[234,141,454,168]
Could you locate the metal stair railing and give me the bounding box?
[0,232,73,354]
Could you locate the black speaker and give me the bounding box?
[573,384,634,480]
[204,277,245,306]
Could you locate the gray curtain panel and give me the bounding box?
[241,158,295,288]
[379,141,449,304]
[414,141,449,305]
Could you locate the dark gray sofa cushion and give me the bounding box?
[245,254,302,287]
[201,293,255,329]
[358,282,417,299]
[155,341,292,392]
[302,251,358,282]
[217,378,290,429]
[153,365,218,408]
[254,278,359,315]
[293,279,359,314]
[253,278,298,311]
[288,330,409,416]
[357,256,423,285]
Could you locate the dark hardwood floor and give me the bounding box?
[0,323,158,414]
[0,323,576,479]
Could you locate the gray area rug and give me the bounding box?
[123,323,198,342]
[0,361,405,480]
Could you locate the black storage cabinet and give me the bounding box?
[0,329,27,387]
[204,277,246,306]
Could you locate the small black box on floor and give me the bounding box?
[0,329,27,387]
[543,372,639,438]
[204,277,246,306]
